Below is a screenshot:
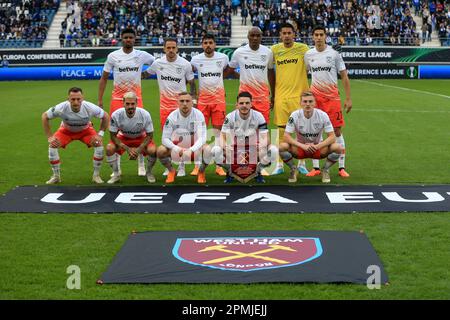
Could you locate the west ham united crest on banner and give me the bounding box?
[172,237,323,272]
[97,231,389,284]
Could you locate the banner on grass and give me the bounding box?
[1,185,449,214]
[98,230,389,284]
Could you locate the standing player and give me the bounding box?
[279,92,343,183]
[270,23,317,175]
[157,92,210,184]
[228,27,275,124]
[42,87,109,184]
[98,28,155,177]
[143,38,196,177]
[212,92,278,184]
[106,92,157,184]
[305,25,352,178]
[190,34,230,177]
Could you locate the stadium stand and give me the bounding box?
[61,0,232,47]
[425,0,450,46]
[0,0,447,48]
[0,0,60,48]
[246,0,448,46]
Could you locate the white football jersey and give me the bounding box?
[103,48,155,101]
[148,55,195,110]
[229,44,273,101]
[162,108,206,152]
[46,101,104,133]
[109,108,154,139]
[222,109,268,139]
[285,108,334,144]
[191,52,229,104]
[304,45,346,100]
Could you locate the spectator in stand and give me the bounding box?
[68,0,231,47]
[59,30,65,47]
[241,5,248,25]
[232,0,239,16]
[0,0,59,47]
[247,0,423,46]
[422,23,428,43]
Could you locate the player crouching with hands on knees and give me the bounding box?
[157,92,211,184]
[279,91,343,183]
[42,87,109,184]
[106,92,157,184]
[211,91,278,184]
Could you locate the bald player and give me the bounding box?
[228,27,275,124]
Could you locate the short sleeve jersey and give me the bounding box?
[222,109,268,140]
[285,108,334,144]
[109,108,154,139]
[229,44,273,101]
[148,55,195,110]
[271,42,309,101]
[46,101,104,132]
[304,45,346,100]
[191,52,229,104]
[103,48,155,101]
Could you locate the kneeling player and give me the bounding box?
[211,91,278,183]
[106,92,157,184]
[157,92,211,184]
[42,87,109,184]
[279,92,343,183]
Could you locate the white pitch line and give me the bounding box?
[355,80,450,99]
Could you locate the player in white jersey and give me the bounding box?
[157,92,211,184]
[279,92,343,183]
[106,92,157,184]
[304,26,352,178]
[190,34,231,177]
[42,87,110,184]
[211,92,278,184]
[98,28,155,177]
[144,38,196,177]
[228,27,275,124]
[144,38,196,129]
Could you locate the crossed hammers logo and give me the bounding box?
[238,151,249,164]
[199,244,297,265]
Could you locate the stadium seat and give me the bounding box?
[0,1,59,48]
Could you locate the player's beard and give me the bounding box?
[126,108,136,117]
[124,41,134,50]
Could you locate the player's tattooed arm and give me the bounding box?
[110,131,129,153]
[188,79,197,101]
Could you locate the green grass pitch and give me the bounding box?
[0,79,449,299]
